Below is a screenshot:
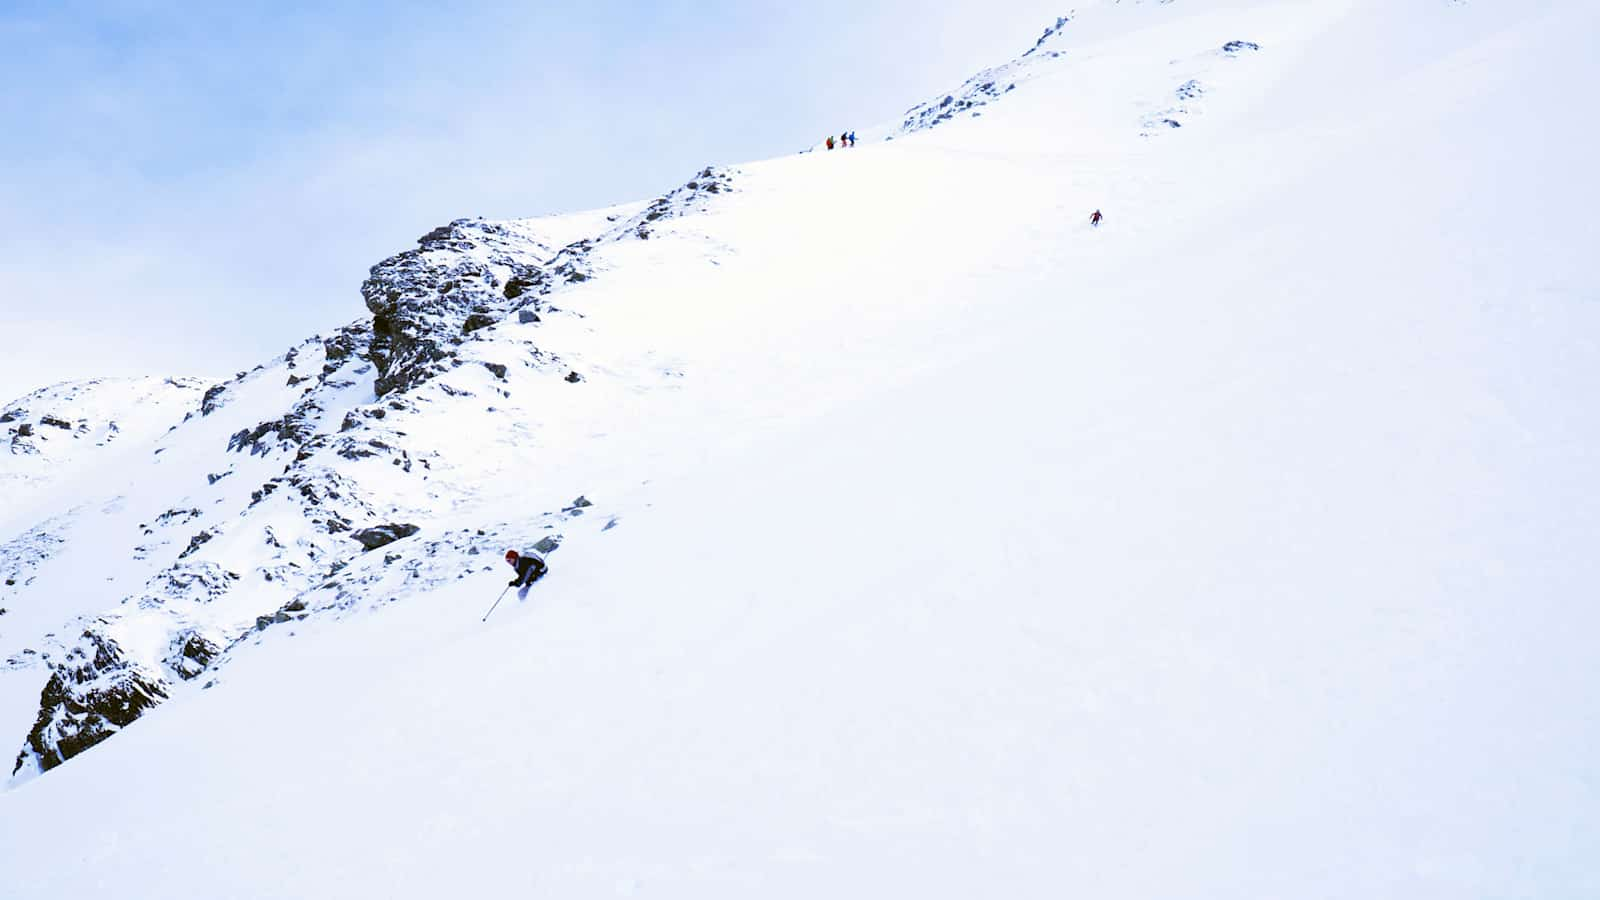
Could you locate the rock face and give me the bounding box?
[361,219,558,397]
[18,627,170,773]
[166,631,221,679]
[360,169,735,398]
[201,384,228,415]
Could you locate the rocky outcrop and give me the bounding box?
[359,172,735,397]
[200,384,228,416]
[134,562,240,609]
[1022,15,1073,56]
[226,331,371,457]
[900,80,1016,133]
[166,630,221,679]
[597,168,736,243]
[16,627,170,774]
[351,524,420,551]
[895,15,1097,138]
[362,219,557,397]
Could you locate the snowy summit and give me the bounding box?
[1,1,1598,897]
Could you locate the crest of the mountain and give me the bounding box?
[895,15,1074,136]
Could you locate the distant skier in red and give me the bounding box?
[1090,209,1103,227]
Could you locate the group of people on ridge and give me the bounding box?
[826,131,857,150]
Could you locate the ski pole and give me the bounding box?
[481,584,513,623]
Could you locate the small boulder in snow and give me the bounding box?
[351,523,420,551]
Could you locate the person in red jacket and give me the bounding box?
[1090,209,1103,227]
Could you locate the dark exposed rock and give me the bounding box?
[228,406,318,456]
[177,530,215,559]
[319,324,369,380]
[166,630,220,680]
[39,415,73,430]
[362,220,555,397]
[351,523,420,551]
[462,312,498,334]
[16,423,33,437]
[483,362,508,379]
[565,371,584,383]
[595,168,735,244]
[154,508,202,527]
[335,439,383,460]
[201,384,228,416]
[1222,40,1261,53]
[503,269,547,300]
[517,308,541,324]
[902,77,1011,133]
[228,421,278,454]
[17,627,170,774]
[1022,14,1072,56]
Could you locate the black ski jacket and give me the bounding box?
[509,553,547,587]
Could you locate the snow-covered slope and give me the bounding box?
[2,0,1598,896]
[0,377,209,521]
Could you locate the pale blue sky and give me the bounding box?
[0,1,1065,399]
